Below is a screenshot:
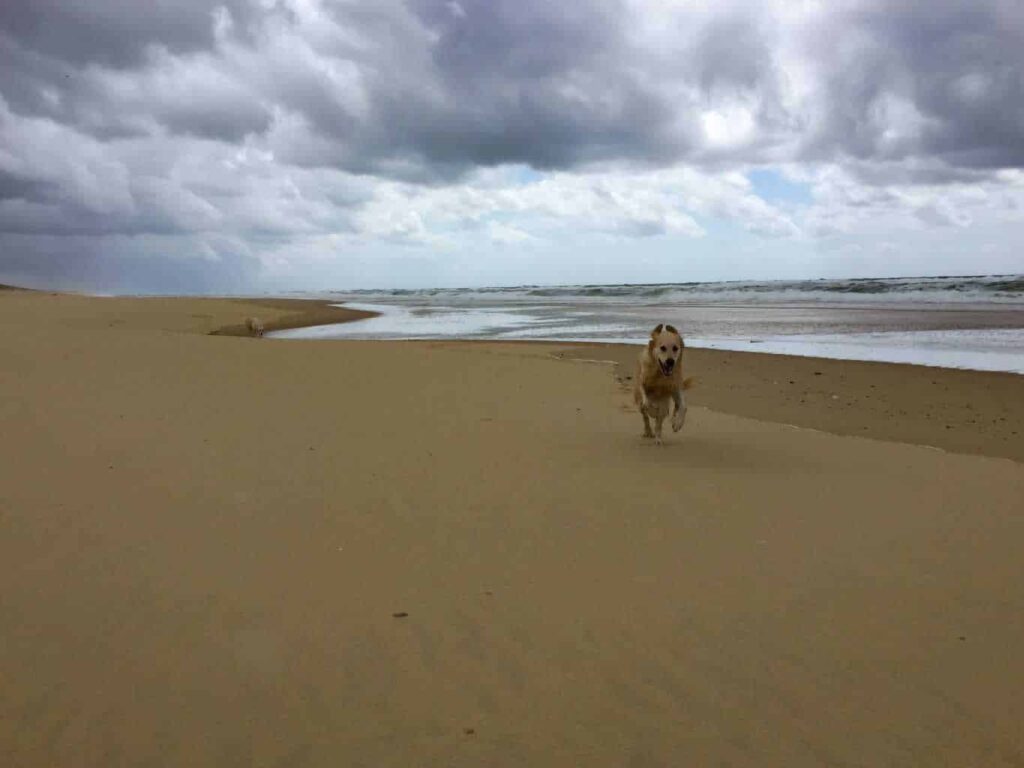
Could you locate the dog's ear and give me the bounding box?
[665,324,678,335]
[648,323,665,350]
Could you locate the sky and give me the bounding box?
[1,0,1023,293]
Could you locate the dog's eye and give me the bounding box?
[660,345,667,352]
[672,346,678,352]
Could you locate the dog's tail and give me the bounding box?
[682,376,696,390]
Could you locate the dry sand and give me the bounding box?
[2,289,1023,767]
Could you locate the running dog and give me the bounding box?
[634,324,693,443]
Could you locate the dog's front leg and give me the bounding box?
[654,411,666,444]
[640,397,655,438]
[671,388,687,433]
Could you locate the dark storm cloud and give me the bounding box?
[397,0,680,168]
[262,0,691,177]
[0,0,258,69]
[4,0,1023,177]
[807,0,1024,170]
[693,16,775,97]
[0,170,52,202]
[0,20,272,142]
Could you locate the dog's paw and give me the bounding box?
[642,430,654,439]
[671,409,687,432]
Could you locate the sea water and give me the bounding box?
[269,274,1024,374]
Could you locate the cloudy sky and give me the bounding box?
[1,0,1023,293]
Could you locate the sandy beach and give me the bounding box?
[2,288,1023,767]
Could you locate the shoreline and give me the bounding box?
[266,295,1024,375]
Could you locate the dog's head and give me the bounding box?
[648,324,683,376]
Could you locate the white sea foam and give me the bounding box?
[310,273,1024,308]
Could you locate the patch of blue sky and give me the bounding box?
[747,168,813,205]
[505,164,544,185]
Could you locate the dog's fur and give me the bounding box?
[633,324,694,443]
[245,317,265,337]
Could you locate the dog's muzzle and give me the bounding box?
[660,359,675,375]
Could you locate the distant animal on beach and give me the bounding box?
[245,317,265,337]
[634,324,694,444]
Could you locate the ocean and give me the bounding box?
[270,274,1024,374]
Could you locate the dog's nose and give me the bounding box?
[664,359,675,369]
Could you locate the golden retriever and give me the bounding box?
[633,324,694,443]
